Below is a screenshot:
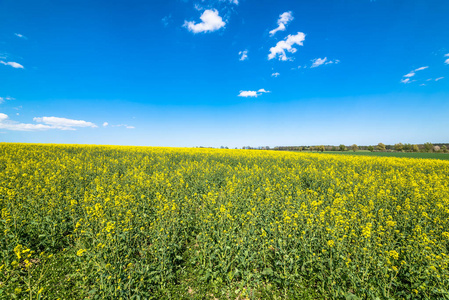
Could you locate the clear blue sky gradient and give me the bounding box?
[1,0,448,147]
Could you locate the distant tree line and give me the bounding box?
[272,143,449,153]
[196,143,448,153]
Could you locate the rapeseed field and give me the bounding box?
[1,144,448,299]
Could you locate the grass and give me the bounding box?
[308,150,449,160]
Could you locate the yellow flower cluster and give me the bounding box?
[1,143,448,298]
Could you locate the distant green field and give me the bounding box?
[315,150,449,160]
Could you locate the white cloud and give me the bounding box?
[435,77,444,81]
[414,66,428,71]
[220,0,238,4]
[0,61,24,69]
[445,53,449,57]
[271,72,280,77]
[268,32,306,61]
[445,58,449,65]
[238,91,258,97]
[325,59,340,65]
[269,11,293,36]
[402,66,428,79]
[0,113,54,131]
[239,50,248,61]
[162,15,172,27]
[0,96,15,104]
[33,116,97,130]
[103,122,109,127]
[238,89,270,97]
[184,9,226,33]
[14,33,26,39]
[310,57,339,68]
[111,124,135,129]
[401,78,411,84]
[311,57,327,68]
[0,96,14,104]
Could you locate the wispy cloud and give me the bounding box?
[14,33,27,39]
[0,114,97,131]
[238,89,270,98]
[444,53,449,64]
[0,96,14,104]
[401,78,412,84]
[403,71,415,78]
[111,124,135,129]
[414,66,428,71]
[268,32,306,61]
[435,77,444,81]
[310,57,339,68]
[220,0,238,4]
[161,15,172,27]
[239,50,248,61]
[401,66,428,82]
[103,122,134,129]
[269,11,293,36]
[0,113,53,131]
[33,116,97,130]
[0,61,24,69]
[271,72,280,77]
[184,9,225,33]
[311,57,327,68]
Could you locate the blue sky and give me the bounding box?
[1,0,449,147]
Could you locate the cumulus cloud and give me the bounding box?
[403,71,415,78]
[268,32,306,61]
[269,11,294,36]
[271,72,280,77]
[0,61,24,69]
[103,122,109,127]
[238,91,258,97]
[239,50,248,61]
[184,9,226,33]
[238,89,270,98]
[435,77,444,81]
